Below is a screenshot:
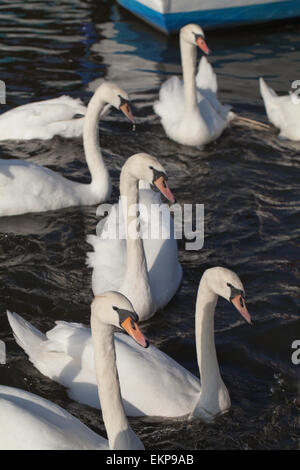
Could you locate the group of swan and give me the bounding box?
[0,24,285,152]
[3,267,251,449]
[0,23,257,450]
[155,24,297,143]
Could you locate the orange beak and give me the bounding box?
[120,102,135,124]
[231,295,251,324]
[153,176,176,203]
[196,37,211,55]
[121,317,149,348]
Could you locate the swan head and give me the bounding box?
[122,153,176,203]
[91,291,149,348]
[180,23,210,55]
[203,267,251,324]
[97,81,135,123]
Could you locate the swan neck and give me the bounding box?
[91,316,131,449]
[180,37,198,113]
[120,171,143,259]
[83,92,109,188]
[195,279,222,393]
[119,170,152,316]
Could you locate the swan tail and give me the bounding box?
[7,311,46,355]
[259,77,278,102]
[7,310,69,362]
[7,311,89,381]
[196,56,217,93]
[196,57,233,122]
[259,77,283,128]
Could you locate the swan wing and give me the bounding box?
[153,76,185,126]
[196,57,231,121]
[0,385,107,450]
[138,186,182,310]
[0,159,81,216]
[87,201,127,295]
[196,55,218,93]
[87,186,182,310]
[7,312,104,410]
[0,96,86,140]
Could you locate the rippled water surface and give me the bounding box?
[0,0,299,450]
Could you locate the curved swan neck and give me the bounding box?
[91,315,141,449]
[180,36,198,114]
[83,89,110,190]
[119,169,153,316]
[120,170,144,264]
[195,277,226,399]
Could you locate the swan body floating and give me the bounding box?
[0,82,134,217]
[260,77,300,140]
[8,267,251,419]
[87,153,182,322]
[0,95,87,140]
[154,24,234,147]
[2,292,147,450]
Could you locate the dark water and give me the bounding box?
[0,0,299,450]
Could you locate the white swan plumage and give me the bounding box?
[0,82,134,216]
[87,153,182,322]
[0,386,107,450]
[259,77,300,141]
[7,267,251,420]
[0,95,87,140]
[154,24,233,147]
[2,292,147,450]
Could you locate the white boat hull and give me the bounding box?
[117,0,300,33]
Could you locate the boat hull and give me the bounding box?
[117,0,300,34]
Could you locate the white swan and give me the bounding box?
[87,153,182,321]
[8,267,251,419]
[259,77,300,140]
[154,24,234,147]
[1,292,147,450]
[0,95,87,140]
[0,81,134,216]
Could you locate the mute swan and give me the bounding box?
[154,24,234,147]
[87,153,182,321]
[0,82,134,216]
[259,77,300,140]
[2,292,147,450]
[8,267,251,419]
[0,95,87,140]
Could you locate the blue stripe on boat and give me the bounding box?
[117,0,300,33]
